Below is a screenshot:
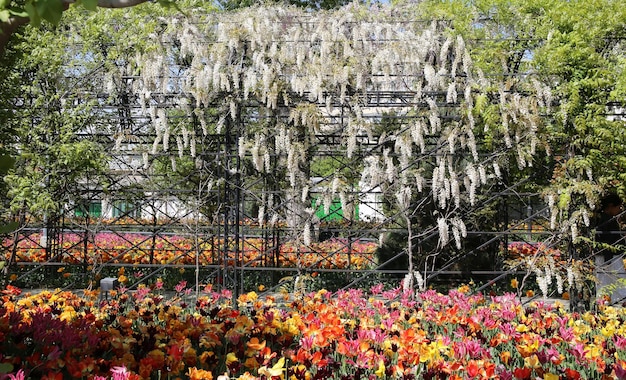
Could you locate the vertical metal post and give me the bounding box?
[221,104,243,301]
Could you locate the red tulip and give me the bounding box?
[513,367,531,380]
[564,368,581,380]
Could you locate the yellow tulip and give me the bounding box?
[585,343,602,359]
[258,357,285,378]
[523,354,540,369]
[515,324,529,333]
[226,352,239,366]
[375,359,386,377]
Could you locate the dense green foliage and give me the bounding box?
[418,0,626,231]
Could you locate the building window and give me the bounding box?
[112,201,141,218]
[75,201,102,218]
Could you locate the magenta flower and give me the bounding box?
[133,286,151,301]
[8,370,25,380]
[299,335,315,351]
[568,342,587,362]
[615,335,626,350]
[370,283,384,295]
[559,325,575,342]
[174,280,188,293]
[110,366,130,380]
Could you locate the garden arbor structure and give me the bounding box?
[2,3,570,298]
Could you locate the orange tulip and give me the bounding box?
[188,367,214,380]
[499,351,511,365]
[246,337,266,352]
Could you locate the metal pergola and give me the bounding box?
[0,8,585,301]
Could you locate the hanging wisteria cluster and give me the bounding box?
[106,3,550,250]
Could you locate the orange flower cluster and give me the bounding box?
[3,284,626,380]
[2,233,376,270]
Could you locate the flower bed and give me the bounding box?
[2,233,377,269]
[506,242,562,259]
[2,283,626,380]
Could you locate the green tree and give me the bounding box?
[416,0,626,300]
[3,23,108,217]
[0,34,19,229]
[421,0,626,225]
[1,0,210,210]
[532,0,626,307]
[0,0,177,56]
[534,0,626,198]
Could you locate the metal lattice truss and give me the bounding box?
[2,4,562,295]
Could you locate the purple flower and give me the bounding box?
[616,361,626,380]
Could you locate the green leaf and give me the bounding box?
[82,0,98,11]
[24,1,40,26]
[0,9,9,22]
[38,0,65,25]
[0,222,18,234]
[0,155,15,174]
[8,8,29,17]
[156,0,189,15]
[558,192,571,210]
[0,363,14,374]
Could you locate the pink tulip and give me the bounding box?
[111,366,130,380]
[175,280,188,293]
[8,370,25,380]
[615,335,626,350]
